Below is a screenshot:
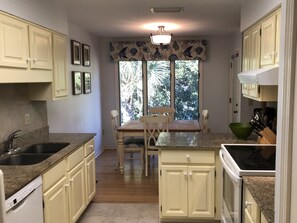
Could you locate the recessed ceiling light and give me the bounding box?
[150,7,184,13]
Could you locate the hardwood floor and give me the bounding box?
[92,149,159,203]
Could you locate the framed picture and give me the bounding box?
[71,40,81,65]
[82,44,91,66]
[83,72,91,94]
[72,71,82,95]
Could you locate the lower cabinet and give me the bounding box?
[243,185,261,223]
[159,150,218,222]
[42,138,96,223]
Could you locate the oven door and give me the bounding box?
[219,150,242,223]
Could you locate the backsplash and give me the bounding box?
[0,84,48,143]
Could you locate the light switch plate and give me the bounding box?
[25,113,30,125]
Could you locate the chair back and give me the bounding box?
[141,115,169,149]
[148,106,175,121]
[110,110,119,146]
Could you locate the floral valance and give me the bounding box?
[109,40,207,62]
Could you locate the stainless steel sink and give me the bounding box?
[0,142,69,165]
[20,142,70,154]
[0,154,51,165]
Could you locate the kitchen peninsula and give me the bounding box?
[156,132,257,222]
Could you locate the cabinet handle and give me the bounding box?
[245,201,252,208]
[33,58,38,64]
[89,145,94,150]
[188,172,192,177]
[26,58,31,64]
[183,172,187,176]
[186,154,190,160]
[65,183,69,187]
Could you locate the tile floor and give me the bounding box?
[78,203,160,223]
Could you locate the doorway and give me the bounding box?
[229,50,241,123]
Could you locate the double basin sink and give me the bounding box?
[0,142,69,165]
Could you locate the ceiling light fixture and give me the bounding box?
[150,26,172,45]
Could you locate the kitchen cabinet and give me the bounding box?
[159,150,216,221]
[244,185,260,223]
[260,8,281,67]
[28,33,68,100]
[84,139,96,203]
[43,160,69,223]
[241,8,280,102]
[260,212,269,223]
[42,138,95,223]
[0,12,53,83]
[67,147,86,223]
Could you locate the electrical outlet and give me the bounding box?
[25,114,30,125]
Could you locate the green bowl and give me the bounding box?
[229,122,254,140]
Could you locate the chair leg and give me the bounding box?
[141,150,144,169]
[145,150,148,177]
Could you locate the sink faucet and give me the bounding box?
[6,130,21,153]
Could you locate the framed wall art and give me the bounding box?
[82,44,90,66]
[72,71,82,95]
[83,72,91,94]
[71,40,81,65]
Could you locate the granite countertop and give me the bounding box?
[0,132,95,199]
[156,132,257,149]
[243,176,275,223]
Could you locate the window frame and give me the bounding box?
[115,60,203,124]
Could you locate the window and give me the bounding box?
[119,61,143,124]
[118,60,200,123]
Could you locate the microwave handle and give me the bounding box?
[219,150,242,184]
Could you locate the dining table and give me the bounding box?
[117,119,201,174]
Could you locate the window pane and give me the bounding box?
[147,61,171,109]
[119,61,143,123]
[175,60,199,120]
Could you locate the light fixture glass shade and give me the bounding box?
[150,26,172,45]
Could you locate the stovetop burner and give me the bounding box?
[224,145,276,171]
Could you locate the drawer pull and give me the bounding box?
[186,154,190,159]
[184,172,187,176]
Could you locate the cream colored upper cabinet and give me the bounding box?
[53,33,68,98]
[275,9,281,64]
[261,13,276,66]
[0,14,29,68]
[29,25,52,70]
[242,30,251,72]
[250,24,261,70]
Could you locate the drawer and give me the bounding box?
[42,159,67,192]
[67,146,84,170]
[160,150,215,164]
[84,139,94,157]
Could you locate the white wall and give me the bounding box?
[241,0,281,31]
[47,23,103,157]
[99,35,236,148]
[0,0,68,34]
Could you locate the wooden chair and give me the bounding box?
[110,110,144,169]
[141,115,169,177]
[201,109,209,133]
[148,106,175,122]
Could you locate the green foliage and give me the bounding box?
[119,60,199,123]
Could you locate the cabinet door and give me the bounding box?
[160,165,188,217]
[188,166,215,218]
[68,161,86,223]
[29,25,52,69]
[244,186,260,223]
[245,208,256,223]
[43,176,69,223]
[85,152,96,203]
[0,14,29,68]
[261,14,276,66]
[275,9,281,64]
[260,212,269,223]
[242,30,251,72]
[53,33,68,98]
[250,24,261,70]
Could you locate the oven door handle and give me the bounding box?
[219,149,242,184]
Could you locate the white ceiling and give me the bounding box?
[66,0,242,38]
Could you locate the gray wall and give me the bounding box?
[0,84,47,142]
